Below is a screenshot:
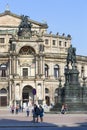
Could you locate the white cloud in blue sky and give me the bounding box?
[0,0,87,56]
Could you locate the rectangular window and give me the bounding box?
[1,70,6,77]
[0,38,5,43]
[59,41,62,46]
[45,39,48,44]
[65,42,67,47]
[23,68,28,77]
[53,40,56,45]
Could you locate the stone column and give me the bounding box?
[35,56,39,77]
[38,56,40,75]
[9,56,12,75]
[13,55,17,75]
[9,55,12,106]
[9,81,12,106]
[38,54,44,76]
[40,55,43,75]
[42,56,45,77]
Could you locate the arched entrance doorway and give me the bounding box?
[0,88,7,106]
[45,96,50,106]
[22,85,33,108]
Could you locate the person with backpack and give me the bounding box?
[32,104,40,122]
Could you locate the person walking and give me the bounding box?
[39,105,44,122]
[11,105,14,114]
[61,104,65,114]
[26,106,30,117]
[15,105,19,114]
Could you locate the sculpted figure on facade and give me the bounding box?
[18,15,32,38]
[39,44,44,52]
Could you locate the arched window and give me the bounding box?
[45,64,49,77]
[19,46,35,55]
[45,88,49,94]
[0,88,7,94]
[55,88,58,95]
[0,64,7,77]
[54,64,59,78]
[45,88,50,105]
[81,66,84,78]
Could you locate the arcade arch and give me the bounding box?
[22,85,34,107]
[0,88,7,106]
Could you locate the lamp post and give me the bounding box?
[82,77,86,102]
[58,77,62,103]
[32,88,36,104]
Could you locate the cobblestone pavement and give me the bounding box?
[0,109,87,129]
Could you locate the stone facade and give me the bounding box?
[0,10,87,108]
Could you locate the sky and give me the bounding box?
[0,0,87,56]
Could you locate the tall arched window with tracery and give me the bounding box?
[45,64,49,77]
[19,46,36,77]
[54,64,59,78]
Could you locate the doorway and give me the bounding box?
[0,88,7,106]
[22,85,33,107]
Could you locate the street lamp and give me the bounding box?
[58,77,62,103]
[82,77,86,102]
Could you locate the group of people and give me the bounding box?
[11,104,20,114]
[26,104,44,122]
[32,104,44,122]
[10,103,44,123]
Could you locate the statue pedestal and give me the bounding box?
[64,67,81,111]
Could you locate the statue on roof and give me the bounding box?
[17,15,32,38]
[67,45,76,67]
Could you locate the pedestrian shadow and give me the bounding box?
[0,118,58,128]
[0,117,87,128]
[76,121,87,128]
